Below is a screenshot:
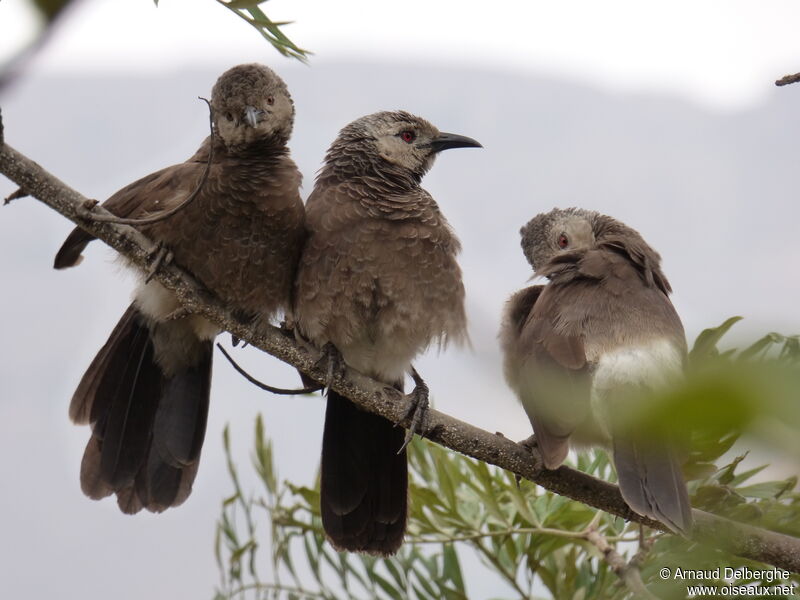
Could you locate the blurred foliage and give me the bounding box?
[163,0,311,61]
[9,1,308,63]
[214,320,800,598]
[27,0,73,23]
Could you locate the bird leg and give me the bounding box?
[397,366,430,454]
[144,243,173,284]
[315,342,345,394]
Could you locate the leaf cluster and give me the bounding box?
[214,320,800,599]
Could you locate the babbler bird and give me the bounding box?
[500,207,692,534]
[54,63,305,513]
[294,111,481,555]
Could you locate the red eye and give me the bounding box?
[557,233,569,249]
[400,130,416,143]
[266,95,275,105]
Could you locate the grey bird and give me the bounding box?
[54,63,306,513]
[500,207,692,534]
[294,110,481,554]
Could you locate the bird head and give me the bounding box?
[520,207,598,271]
[330,111,481,182]
[211,63,294,150]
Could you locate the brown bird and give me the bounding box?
[294,111,481,554]
[500,207,692,534]
[54,63,305,513]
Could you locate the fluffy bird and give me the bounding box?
[500,207,692,534]
[54,63,305,513]
[294,111,481,554]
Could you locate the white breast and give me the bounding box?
[588,338,684,441]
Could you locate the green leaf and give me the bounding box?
[689,316,743,362]
[737,478,797,499]
[442,543,464,591]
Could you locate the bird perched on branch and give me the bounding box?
[500,207,692,534]
[54,63,305,513]
[294,111,481,554]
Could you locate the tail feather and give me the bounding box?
[54,226,95,270]
[320,391,407,556]
[73,305,212,513]
[152,344,213,467]
[79,437,113,500]
[97,326,161,489]
[613,438,693,535]
[69,304,142,425]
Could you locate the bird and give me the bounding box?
[499,207,692,534]
[53,63,306,514]
[293,110,481,555]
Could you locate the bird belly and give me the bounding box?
[337,334,419,384]
[583,338,683,443]
[133,279,219,341]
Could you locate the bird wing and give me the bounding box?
[53,138,211,269]
[501,283,591,469]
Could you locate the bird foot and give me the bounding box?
[145,243,173,283]
[517,435,538,452]
[315,342,345,393]
[164,306,192,321]
[397,367,430,454]
[514,435,539,488]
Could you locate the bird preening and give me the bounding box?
[500,207,693,535]
[51,62,693,554]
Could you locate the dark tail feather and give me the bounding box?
[141,341,213,511]
[54,226,95,269]
[69,304,141,425]
[320,390,407,556]
[74,306,211,513]
[613,438,693,535]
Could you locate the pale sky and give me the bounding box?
[2,0,800,109]
[2,2,800,598]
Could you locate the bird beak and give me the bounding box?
[429,132,483,153]
[243,106,266,128]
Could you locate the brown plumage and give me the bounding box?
[500,207,692,534]
[56,63,305,513]
[294,111,480,554]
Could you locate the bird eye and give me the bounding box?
[266,95,275,106]
[225,112,234,122]
[557,233,569,249]
[400,131,416,143]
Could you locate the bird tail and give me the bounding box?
[613,437,693,535]
[54,226,95,269]
[71,303,212,513]
[320,390,408,556]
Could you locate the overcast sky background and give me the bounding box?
[1,1,800,599]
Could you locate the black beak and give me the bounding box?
[429,132,482,153]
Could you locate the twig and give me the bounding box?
[3,187,27,205]
[585,526,658,600]
[85,97,215,226]
[776,72,800,87]
[217,343,322,395]
[2,139,800,574]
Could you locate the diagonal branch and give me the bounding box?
[2,120,800,574]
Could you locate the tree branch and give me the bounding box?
[2,126,800,574]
